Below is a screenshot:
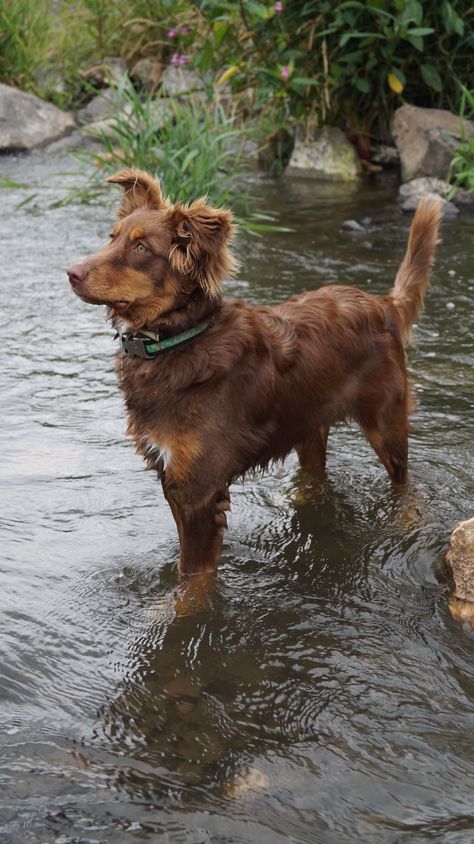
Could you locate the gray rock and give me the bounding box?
[77,87,119,124]
[45,127,104,153]
[160,66,205,97]
[287,126,361,181]
[397,176,474,211]
[391,104,474,182]
[371,143,399,165]
[342,219,364,232]
[399,190,459,219]
[34,66,67,98]
[446,517,474,603]
[0,83,75,151]
[398,176,452,199]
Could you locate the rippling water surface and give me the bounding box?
[1,153,473,844]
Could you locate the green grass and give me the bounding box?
[71,77,287,232]
[0,0,51,92]
[449,85,474,192]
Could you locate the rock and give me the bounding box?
[130,58,163,92]
[80,57,127,88]
[398,176,474,213]
[287,126,361,181]
[0,83,75,151]
[342,219,364,232]
[453,187,474,207]
[399,191,459,219]
[446,517,474,603]
[81,118,119,140]
[398,177,452,199]
[371,143,400,166]
[391,104,474,182]
[77,87,121,124]
[34,67,67,99]
[160,66,205,97]
[45,127,104,153]
[448,595,474,629]
[226,767,269,798]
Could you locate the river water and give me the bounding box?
[1,152,473,843]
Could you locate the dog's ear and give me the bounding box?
[107,168,165,218]
[167,199,237,297]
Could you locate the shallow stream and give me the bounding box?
[1,153,473,843]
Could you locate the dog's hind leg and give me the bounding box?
[297,426,329,479]
[362,409,409,488]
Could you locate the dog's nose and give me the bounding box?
[67,263,88,288]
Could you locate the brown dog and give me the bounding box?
[67,169,441,576]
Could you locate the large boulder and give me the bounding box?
[287,126,361,181]
[391,104,474,182]
[0,83,74,151]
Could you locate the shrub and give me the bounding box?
[184,1,474,148]
[72,78,281,231]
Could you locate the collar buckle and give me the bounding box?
[121,335,154,359]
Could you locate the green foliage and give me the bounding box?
[81,78,246,204]
[0,0,472,162]
[449,86,474,192]
[72,78,282,232]
[190,0,474,140]
[0,0,187,107]
[0,0,51,91]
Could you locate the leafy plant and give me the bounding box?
[71,77,282,232]
[449,85,474,192]
[186,0,474,156]
[0,0,473,167]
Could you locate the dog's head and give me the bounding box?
[67,169,237,328]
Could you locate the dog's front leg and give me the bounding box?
[162,478,231,576]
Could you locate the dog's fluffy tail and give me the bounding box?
[390,199,442,345]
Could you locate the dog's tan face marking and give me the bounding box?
[71,208,182,325]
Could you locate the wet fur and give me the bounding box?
[68,169,441,575]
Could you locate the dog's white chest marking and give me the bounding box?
[141,435,173,469]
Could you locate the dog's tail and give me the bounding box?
[389,199,442,345]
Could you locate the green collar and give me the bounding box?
[120,321,211,359]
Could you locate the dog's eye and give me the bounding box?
[136,243,146,253]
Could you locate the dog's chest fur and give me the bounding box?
[117,352,206,482]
